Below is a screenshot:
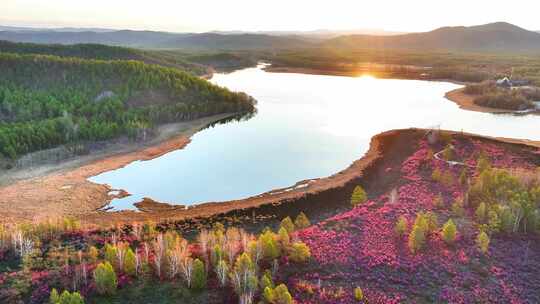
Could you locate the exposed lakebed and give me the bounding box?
[90,66,540,211]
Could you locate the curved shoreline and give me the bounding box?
[0,113,237,223]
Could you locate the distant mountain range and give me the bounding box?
[0,25,114,32]
[325,22,540,52]
[1,22,540,52]
[0,29,310,50]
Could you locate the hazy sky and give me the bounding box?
[2,0,539,32]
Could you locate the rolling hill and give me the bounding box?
[0,30,311,50]
[0,40,207,75]
[325,22,540,52]
[0,53,255,159]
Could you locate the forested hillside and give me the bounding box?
[0,40,207,75]
[0,53,255,159]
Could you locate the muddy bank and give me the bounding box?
[0,113,237,223]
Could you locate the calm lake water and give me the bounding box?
[90,66,540,211]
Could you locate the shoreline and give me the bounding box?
[444,87,540,115]
[0,113,237,223]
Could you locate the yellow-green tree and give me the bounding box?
[93,261,117,295]
[50,289,84,304]
[351,186,367,207]
[354,287,364,301]
[288,242,311,263]
[394,216,408,237]
[476,231,490,254]
[280,217,295,234]
[124,248,137,277]
[294,212,311,229]
[259,230,280,260]
[192,258,207,290]
[272,284,293,304]
[475,202,487,223]
[441,219,457,245]
[408,224,426,253]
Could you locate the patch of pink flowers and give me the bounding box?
[290,137,540,303]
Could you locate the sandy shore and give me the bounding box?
[0,114,236,223]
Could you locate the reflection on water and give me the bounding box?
[90,66,540,211]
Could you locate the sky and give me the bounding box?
[1,0,539,33]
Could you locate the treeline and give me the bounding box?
[268,48,540,85]
[464,82,536,111]
[0,40,207,75]
[0,40,143,61]
[0,53,255,159]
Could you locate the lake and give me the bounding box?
[90,65,540,211]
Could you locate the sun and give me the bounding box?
[356,74,377,80]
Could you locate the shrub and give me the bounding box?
[351,186,367,207]
[394,216,408,237]
[263,286,275,303]
[408,225,426,254]
[104,243,117,267]
[192,258,206,290]
[425,211,439,233]
[94,261,117,295]
[354,287,364,301]
[50,289,84,304]
[288,242,311,263]
[475,203,487,223]
[476,231,490,254]
[60,291,84,304]
[260,230,280,260]
[49,288,60,304]
[124,248,137,277]
[272,284,293,304]
[280,217,295,234]
[452,199,465,217]
[294,212,311,229]
[278,227,290,248]
[441,219,457,245]
[87,246,99,264]
[487,210,501,232]
[260,271,274,291]
[413,212,429,233]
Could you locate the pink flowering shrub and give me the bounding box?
[289,137,540,304]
